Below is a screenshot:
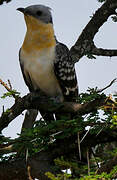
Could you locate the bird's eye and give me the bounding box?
[36,10,42,16]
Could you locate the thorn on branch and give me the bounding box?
[80,128,91,143]
[77,132,81,161]
[8,79,12,90]
[87,148,90,176]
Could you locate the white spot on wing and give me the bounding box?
[65,85,78,95]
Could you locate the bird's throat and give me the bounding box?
[22,15,56,52]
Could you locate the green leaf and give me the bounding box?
[1,90,20,99]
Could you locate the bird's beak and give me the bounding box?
[17,8,25,14]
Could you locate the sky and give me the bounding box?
[0,0,117,138]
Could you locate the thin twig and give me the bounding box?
[8,79,12,90]
[0,78,11,92]
[97,78,117,93]
[0,78,18,99]
[80,127,91,144]
[96,127,104,137]
[26,148,29,163]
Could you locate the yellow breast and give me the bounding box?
[22,15,56,52]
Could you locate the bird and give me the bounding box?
[17,4,78,122]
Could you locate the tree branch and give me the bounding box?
[0,92,107,132]
[92,45,117,57]
[97,78,117,93]
[21,109,38,132]
[70,0,117,62]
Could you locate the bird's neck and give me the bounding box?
[22,16,56,52]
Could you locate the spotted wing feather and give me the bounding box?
[54,42,78,101]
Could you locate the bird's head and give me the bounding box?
[17,5,53,30]
[17,5,56,50]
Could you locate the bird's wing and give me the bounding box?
[54,42,78,101]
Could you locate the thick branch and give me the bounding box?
[0,92,107,132]
[92,45,117,57]
[21,109,38,132]
[70,0,117,62]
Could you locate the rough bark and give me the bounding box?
[70,0,117,62]
[0,92,107,132]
